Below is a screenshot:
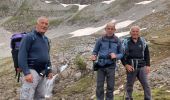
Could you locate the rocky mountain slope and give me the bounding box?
[0,0,170,99]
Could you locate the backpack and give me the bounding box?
[10,32,26,82]
[10,32,26,50]
[122,37,147,59]
[11,32,51,82]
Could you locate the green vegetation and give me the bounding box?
[74,55,87,70]
[2,15,36,31]
[49,19,63,27]
[141,27,170,63]
[0,5,9,15]
[16,0,31,15]
[0,57,13,77]
[60,75,94,95]
[114,88,170,100]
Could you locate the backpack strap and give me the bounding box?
[140,37,147,59]
[122,37,147,59]
[122,37,130,54]
[27,32,50,52]
[43,36,51,52]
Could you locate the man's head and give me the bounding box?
[105,22,116,36]
[36,16,49,34]
[130,26,140,39]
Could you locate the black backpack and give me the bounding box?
[10,32,26,82]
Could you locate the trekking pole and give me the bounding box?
[115,60,126,100]
[92,61,95,79]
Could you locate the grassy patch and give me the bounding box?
[74,55,87,70]
[0,57,13,77]
[49,19,63,27]
[142,27,170,62]
[60,75,94,96]
[114,88,170,100]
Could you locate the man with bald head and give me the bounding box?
[18,16,52,99]
[91,22,123,100]
[121,26,151,100]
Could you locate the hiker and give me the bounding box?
[121,26,151,100]
[18,16,53,99]
[91,22,123,100]
[10,32,26,82]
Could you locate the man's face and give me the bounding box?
[36,18,49,33]
[130,28,140,39]
[105,25,116,36]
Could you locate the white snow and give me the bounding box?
[166,90,170,93]
[60,3,88,11]
[102,0,116,4]
[115,27,147,37]
[152,9,156,13]
[74,4,88,11]
[135,0,154,5]
[45,1,52,4]
[69,25,105,37]
[61,3,69,7]
[116,20,135,29]
[69,19,135,37]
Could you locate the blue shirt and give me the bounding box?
[93,35,123,66]
[18,30,51,75]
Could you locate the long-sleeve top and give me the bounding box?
[18,30,51,75]
[121,37,150,67]
[92,35,123,66]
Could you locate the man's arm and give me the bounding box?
[91,38,101,61]
[18,35,32,76]
[92,38,101,56]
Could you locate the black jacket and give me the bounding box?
[121,37,150,67]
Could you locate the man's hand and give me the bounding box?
[16,68,22,72]
[110,53,117,59]
[125,64,134,72]
[145,66,150,74]
[91,55,97,61]
[25,74,33,83]
[48,72,53,79]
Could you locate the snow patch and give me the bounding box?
[166,90,170,93]
[45,1,52,4]
[136,0,154,5]
[116,20,135,29]
[115,27,147,37]
[74,4,88,11]
[69,20,135,37]
[102,0,116,4]
[69,25,105,37]
[60,3,88,11]
[61,3,69,7]
[152,9,156,13]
